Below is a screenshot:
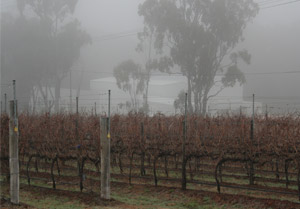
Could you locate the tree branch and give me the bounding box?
[207,86,225,100]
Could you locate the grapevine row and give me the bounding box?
[1,112,300,199]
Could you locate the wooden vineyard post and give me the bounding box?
[140,122,145,176]
[101,117,110,200]
[182,93,188,190]
[9,100,19,204]
[249,94,255,185]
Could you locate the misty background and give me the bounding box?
[1,0,300,115]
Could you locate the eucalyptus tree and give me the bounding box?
[1,0,91,112]
[113,60,146,112]
[23,0,91,111]
[139,0,259,115]
[136,26,173,114]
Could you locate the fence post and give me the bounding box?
[182,93,188,190]
[76,97,79,141]
[9,100,19,204]
[140,122,145,176]
[101,117,110,200]
[249,94,255,185]
[108,90,111,134]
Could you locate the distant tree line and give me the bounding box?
[1,0,91,112]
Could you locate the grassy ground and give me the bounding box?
[0,180,230,209]
[1,159,300,208]
[1,177,299,209]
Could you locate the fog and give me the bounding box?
[1,0,300,115]
[242,2,300,113]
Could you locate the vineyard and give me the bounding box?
[1,112,300,205]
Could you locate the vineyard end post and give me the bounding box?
[9,100,19,204]
[252,94,255,134]
[108,90,111,134]
[249,94,255,185]
[101,117,110,200]
[182,93,188,190]
[140,122,145,176]
[69,70,72,113]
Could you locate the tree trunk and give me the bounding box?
[51,158,56,189]
[181,157,187,190]
[143,76,150,114]
[285,159,291,188]
[249,160,255,185]
[194,91,199,114]
[129,153,134,185]
[118,152,123,174]
[54,77,61,112]
[187,76,193,113]
[201,92,208,116]
[164,156,168,178]
[153,157,158,187]
[275,159,280,181]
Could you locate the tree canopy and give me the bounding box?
[113,60,146,112]
[1,0,91,112]
[139,0,259,115]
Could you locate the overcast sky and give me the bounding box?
[74,0,300,35]
[2,0,299,75]
[71,0,300,76]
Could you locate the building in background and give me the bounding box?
[91,75,262,116]
[2,75,261,115]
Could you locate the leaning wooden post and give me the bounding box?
[101,117,110,200]
[9,100,19,204]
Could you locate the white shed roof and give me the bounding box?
[92,75,186,86]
